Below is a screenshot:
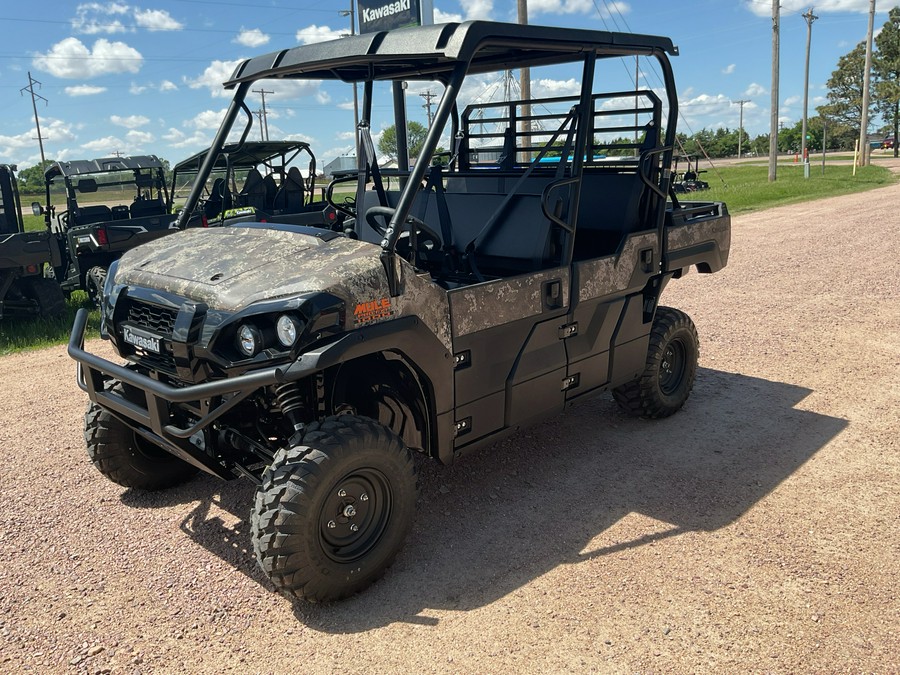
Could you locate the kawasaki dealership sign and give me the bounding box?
[358,0,431,34]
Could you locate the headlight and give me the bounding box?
[236,323,261,357]
[276,315,301,347]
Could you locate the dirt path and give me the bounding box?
[1,178,898,673]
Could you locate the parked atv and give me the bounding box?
[70,20,730,603]
[171,140,340,229]
[34,155,176,304]
[0,164,65,320]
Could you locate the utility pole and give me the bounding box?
[254,110,266,141]
[252,88,274,141]
[518,0,530,158]
[339,4,360,133]
[420,90,437,126]
[769,0,780,182]
[859,0,877,167]
[20,72,48,165]
[801,8,818,174]
[735,99,750,158]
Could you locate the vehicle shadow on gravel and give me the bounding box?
[119,367,847,631]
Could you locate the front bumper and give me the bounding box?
[69,307,413,446]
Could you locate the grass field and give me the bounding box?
[0,292,100,356]
[693,163,894,214]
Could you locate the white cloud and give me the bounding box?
[72,2,130,34]
[336,131,355,141]
[784,95,801,106]
[126,129,154,145]
[316,90,332,105]
[337,101,356,110]
[745,82,767,97]
[33,37,142,79]
[530,0,594,14]
[531,78,581,97]
[186,59,242,98]
[65,84,107,96]
[682,93,732,110]
[295,24,345,44]
[187,109,228,131]
[81,135,125,153]
[134,8,182,31]
[722,64,736,75]
[460,0,493,20]
[744,0,873,17]
[110,114,149,129]
[235,27,270,48]
[162,127,210,149]
[434,7,463,22]
[159,80,177,92]
[129,82,147,94]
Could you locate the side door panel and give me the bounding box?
[449,267,570,448]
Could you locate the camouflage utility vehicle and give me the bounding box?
[171,140,340,229]
[36,155,175,303]
[70,21,731,602]
[0,164,65,320]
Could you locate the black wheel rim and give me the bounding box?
[658,338,686,396]
[319,468,392,564]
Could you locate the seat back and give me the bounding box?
[130,198,166,219]
[239,169,267,211]
[73,205,112,226]
[273,167,306,213]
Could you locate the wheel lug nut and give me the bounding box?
[337,489,347,497]
[360,493,368,502]
[349,524,359,532]
[327,520,336,529]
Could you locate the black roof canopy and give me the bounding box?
[225,20,678,86]
[45,155,165,181]
[173,140,312,173]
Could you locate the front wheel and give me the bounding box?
[251,415,418,603]
[84,396,198,490]
[22,276,66,319]
[612,306,699,419]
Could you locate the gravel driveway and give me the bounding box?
[1,174,898,673]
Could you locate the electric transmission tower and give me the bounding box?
[20,72,48,165]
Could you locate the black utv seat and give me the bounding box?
[74,205,112,226]
[130,197,166,218]
[204,178,232,218]
[239,169,267,211]
[273,167,305,213]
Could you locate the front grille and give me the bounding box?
[121,298,180,374]
[127,301,178,336]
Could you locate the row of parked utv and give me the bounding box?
[0,140,336,320]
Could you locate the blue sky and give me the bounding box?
[0,0,888,170]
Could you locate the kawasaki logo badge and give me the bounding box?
[357,0,420,33]
[122,325,162,354]
[362,0,410,22]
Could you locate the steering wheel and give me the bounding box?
[365,206,442,247]
[325,177,358,219]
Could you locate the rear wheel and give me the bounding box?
[21,276,66,319]
[612,306,699,419]
[84,388,198,490]
[252,415,418,603]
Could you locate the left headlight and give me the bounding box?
[236,323,262,357]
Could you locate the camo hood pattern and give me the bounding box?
[114,226,453,350]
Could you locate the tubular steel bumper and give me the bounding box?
[68,308,419,443]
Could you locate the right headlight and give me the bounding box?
[275,315,302,347]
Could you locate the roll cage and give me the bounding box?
[176,20,680,293]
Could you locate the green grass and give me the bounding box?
[22,213,47,232]
[699,163,895,214]
[0,292,100,356]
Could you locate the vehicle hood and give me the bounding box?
[115,225,386,312]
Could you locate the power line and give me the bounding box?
[20,72,48,165]
[734,99,751,159]
[253,88,274,141]
[800,8,819,168]
[420,90,437,126]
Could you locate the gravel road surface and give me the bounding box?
[1,174,898,673]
